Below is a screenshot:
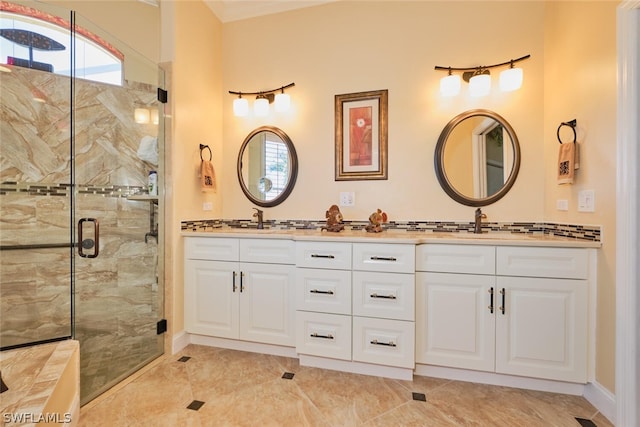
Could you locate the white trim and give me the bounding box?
[617,2,640,427]
[189,333,298,358]
[171,330,189,354]
[584,381,616,425]
[300,354,413,381]
[414,364,585,396]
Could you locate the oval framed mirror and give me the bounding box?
[434,109,521,207]
[237,126,298,207]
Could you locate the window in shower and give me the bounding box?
[0,3,123,85]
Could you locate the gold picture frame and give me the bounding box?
[335,89,388,180]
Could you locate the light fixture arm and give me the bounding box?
[434,55,530,73]
[229,82,295,100]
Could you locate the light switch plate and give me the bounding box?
[578,190,595,212]
[556,199,569,211]
[203,202,213,211]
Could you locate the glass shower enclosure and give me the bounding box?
[0,1,164,404]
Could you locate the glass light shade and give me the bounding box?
[469,74,491,97]
[233,97,249,116]
[440,74,461,97]
[254,97,269,116]
[134,108,150,123]
[274,93,291,112]
[499,67,523,92]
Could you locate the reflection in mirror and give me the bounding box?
[237,126,298,207]
[435,110,520,207]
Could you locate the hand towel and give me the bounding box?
[557,142,576,184]
[200,160,216,192]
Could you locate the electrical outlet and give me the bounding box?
[556,199,568,211]
[578,190,595,212]
[203,202,213,211]
[339,191,355,207]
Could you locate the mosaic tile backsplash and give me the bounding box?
[181,218,601,242]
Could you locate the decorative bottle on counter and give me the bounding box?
[148,170,158,196]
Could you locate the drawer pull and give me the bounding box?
[310,333,334,340]
[370,293,397,300]
[311,254,336,259]
[370,339,396,347]
[310,289,335,295]
[370,256,397,262]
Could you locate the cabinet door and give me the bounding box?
[184,259,239,339]
[416,272,496,372]
[239,263,296,346]
[495,276,588,383]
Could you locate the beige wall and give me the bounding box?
[164,0,223,335]
[221,1,546,223]
[543,1,618,394]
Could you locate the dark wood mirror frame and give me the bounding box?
[434,109,521,207]
[237,126,298,208]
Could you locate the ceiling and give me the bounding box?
[203,0,336,23]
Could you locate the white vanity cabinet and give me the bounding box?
[351,243,415,369]
[295,241,416,371]
[184,237,296,347]
[416,244,590,383]
[295,241,353,360]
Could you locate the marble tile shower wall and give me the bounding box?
[0,66,159,348]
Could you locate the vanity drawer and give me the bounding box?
[296,241,352,270]
[296,268,351,315]
[185,237,239,261]
[416,244,495,275]
[352,271,414,321]
[240,238,295,264]
[352,243,415,273]
[352,317,415,369]
[496,246,588,279]
[295,311,352,361]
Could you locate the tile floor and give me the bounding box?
[79,344,613,427]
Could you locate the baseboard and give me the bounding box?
[583,381,616,425]
[299,354,414,381]
[188,334,298,358]
[171,330,189,354]
[414,364,585,396]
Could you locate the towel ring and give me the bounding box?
[199,144,212,161]
[557,119,577,144]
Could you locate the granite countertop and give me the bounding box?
[181,228,601,248]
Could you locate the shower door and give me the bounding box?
[0,1,164,404]
[71,12,165,404]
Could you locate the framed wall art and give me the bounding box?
[334,89,388,180]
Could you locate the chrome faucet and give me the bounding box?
[252,208,264,229]
[474,208,486,234]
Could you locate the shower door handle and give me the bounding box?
[78,218,100,258]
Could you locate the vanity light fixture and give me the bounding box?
[229,82,295,117]
[233,95,249,117]
[435,55,530,97]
